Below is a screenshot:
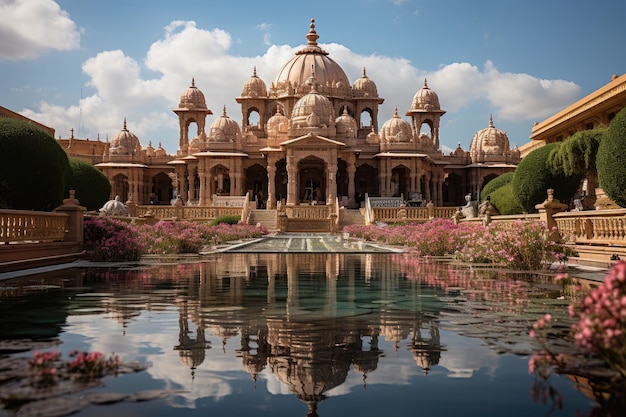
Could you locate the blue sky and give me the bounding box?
[1,0,625,154]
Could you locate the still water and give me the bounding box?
[0,251,596,416]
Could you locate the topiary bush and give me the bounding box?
[66,157,111,211]
[0,118,71,210]
[480,171,515,201]
[547,128,603,177]
[512,143,582,213]
[597,108,626,207]
[489,183,524,215]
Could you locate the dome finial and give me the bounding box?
[123,118,127,130]
[489,114,494,127]
[222,105,227,117]
[191,77,195,87]
[253,66,257,77]
[306,18,319,46]
[362,67,367,77]
[393,106,399,117]
[423,78,429,89]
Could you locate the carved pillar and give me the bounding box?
[327,165,337,205]
[286,151,298,206]
[424,172,431,202]
[187,172,195,204]
[198,159,207,206]
[267,163,276,209]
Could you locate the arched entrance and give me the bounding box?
[391,165,409,198]
[112,174,129,202]
[152,172,173,205]
[245,163,268,204]
[355,164,378,202]
[299,156,325,204]
[210,164,230,195]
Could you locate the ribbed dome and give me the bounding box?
[272,19,350,98]
[469,115,510,157]
[241,67,267,98]
[352,67,378,98]
[290,79,334,128]
[335,107,357,138]
[208,106,241,142]
[409,79,442,112]
[266,107,289,136]
[380,107,412,142]
[155,142,167,157]
[110,119,141,155]
[178,78,208,110]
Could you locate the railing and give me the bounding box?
[554,209,626,245]
[130,205,243,221]
[0,209,68,243]
[212,195,247,207]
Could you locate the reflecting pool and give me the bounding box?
[0,252,598,417]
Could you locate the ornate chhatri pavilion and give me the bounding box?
[58,18,520,209]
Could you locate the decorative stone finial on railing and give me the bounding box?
[62,190,80,206]
[535,188,568,242]
[535,188,568,211]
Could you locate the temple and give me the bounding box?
[58,18,519,208]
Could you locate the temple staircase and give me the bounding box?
[248,209,278,232]
[338,209,366,229]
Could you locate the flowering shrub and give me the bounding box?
[83,217,267,259]
[529,262,626,409]
[29,350,119,386]
[343,219,573,269]
[83,217,144,262]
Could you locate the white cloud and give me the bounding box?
[20,20,581,154]
[0,0,81,60]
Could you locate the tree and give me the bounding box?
[66,157,111,211]
[512,143,582,213]
[597,108,626,207]
[0,118,70,210]
[547,129,603,177]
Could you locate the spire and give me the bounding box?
[222,105,227,117]
[489,114,494,128]
[253,66,257,77]
[122,118,128,130]
[191,77,196,88]
[393,106,399,117]
[362,67,367,78]
[423,78,429,89]
[306,18,319,46]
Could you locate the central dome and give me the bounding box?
[272,19,351,98]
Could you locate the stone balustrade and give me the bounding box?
[554,209,626,244]
[0,209,68,243]
[130,205,242,222]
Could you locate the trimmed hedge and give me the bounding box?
[210,214,241,226]
[480,171,515,201]
[489,183,524,215]
[66,157,112,211]
[0,117,70,210]
[597,108,626,207]
[512,142,582,213]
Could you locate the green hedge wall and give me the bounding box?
[597,108,626,207]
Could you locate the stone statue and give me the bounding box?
[99,195,129,217]
[461,193,477,218]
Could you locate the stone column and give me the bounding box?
[347,162,356,207]
[267,164,276,209]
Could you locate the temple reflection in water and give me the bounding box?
[132,253,449,416]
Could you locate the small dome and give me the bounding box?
[335,106,357,138]
[110,119,141,156]
[208,106,241,142]
[144,141,155,157]
[271,19,351,98]
[241,67,267,98]
[409,79,442,112]
[380,107,412,143]
[469,115,510,158]
[352,67,378,98]
[266,107,289,137]
[155,142,167,157]
[178,78,208,110]
[290,77,334,128]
